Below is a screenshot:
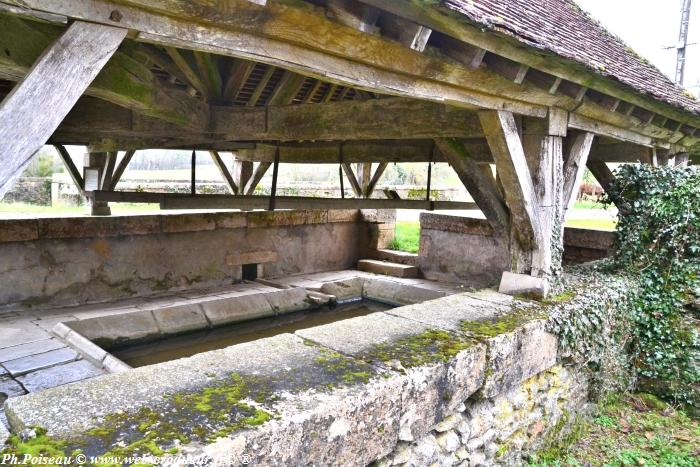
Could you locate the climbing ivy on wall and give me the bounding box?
[604,164,700,409]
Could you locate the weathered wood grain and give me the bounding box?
[479,110,541,249]
[434,138,509,237]
[0,21,126,199]
[562,132,595,211]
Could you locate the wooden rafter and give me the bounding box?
[0,21,126,198]
[209,150,238,194]
[53,144,84,191]
[244,161,271,195]
[109,149,136,190]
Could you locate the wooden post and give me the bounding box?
[479,109,567,280]
[190,150,196,195]
[84,151,112,215]
[0,21,126,199]
[268,145,280,211]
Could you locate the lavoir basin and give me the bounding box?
[52,276,449,372]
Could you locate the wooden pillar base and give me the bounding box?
[90,201,111,216]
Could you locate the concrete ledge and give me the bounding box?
[564,228,614,251]
[358,259,419,278]
[67,311,161,347]
[420,213,493,236]
[0,209,360,244]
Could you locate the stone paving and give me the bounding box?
[0,269,463,429]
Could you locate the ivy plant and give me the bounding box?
[604,164,699,409]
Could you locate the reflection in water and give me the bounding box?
[112,300,391,368]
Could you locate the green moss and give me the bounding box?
[460,307,547,338]
[362,329,475,369]
[313,347,374,386]
[1,427,68,460]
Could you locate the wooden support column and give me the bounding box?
[209,150,238,194]
[233,159,254,192]
[479,109,567,280]
[366,162,388,198]
[53,145,84,193]
[562,133,595,214]
[109,150,136,191]
[356,162,372,197]
[83,151,113,215]
[587,160,628,213]
[0,21,126,199]
[434,138,510,238]
[341,163,362,197]
[244,162,272,195]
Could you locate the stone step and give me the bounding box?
[374,248,419,266]
[357,259,419,278]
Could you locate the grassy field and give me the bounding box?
[389,215,616,253]
[0,202,159,216]
[390,221,421,253]
[529,393,699,466]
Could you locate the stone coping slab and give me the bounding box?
[2,287,561,466]
[0,209,362,244]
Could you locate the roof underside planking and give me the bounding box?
[0,0,698,165]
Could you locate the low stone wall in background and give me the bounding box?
[417,213,615,286]
[2,178,52,205]
[0,210,395,309]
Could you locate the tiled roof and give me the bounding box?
[442,0,700,116]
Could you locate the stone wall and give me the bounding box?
[375,364,592,466]
[0,210,387,309]
[418,213,614,285]
[418,213,510,287]
[563,228,614,264]
[5,277,630,466]
[2,178,52,205]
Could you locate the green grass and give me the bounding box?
[388,215,617,254]
[0,202,159,216]
[565,218,617,231]
[573,199,607,210]
[390,221,420,253]
[528,393,700,466]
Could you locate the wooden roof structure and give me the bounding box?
[0,0,696,279]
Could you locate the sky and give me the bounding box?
[575,0,700,94]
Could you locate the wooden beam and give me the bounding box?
[434,138,510,236]
[366,162,388,197]
[209,150,238,194]
[479,110,541,249]
[247,65,275,106]
[13,0,550,117]
[164,47,209,98]
[341,163,362,197]
[100,150,118,191]
[356,0,700,132]
[211,97,485,140]
[109,149,136,190]
[53,144,84,192]
[586,160,628,213]
[93,190,479,211]
[6,0,692,145]
[194,51,222,101]
[223,60,254,102]
[0,14,207,128]
[0,21,126,198]
[562,133,595,212]
[244,161,271,195]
